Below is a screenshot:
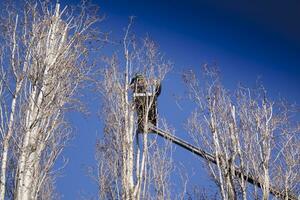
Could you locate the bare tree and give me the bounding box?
[0,1,99,199]
[185,67,300,200]
[96,19,172,199]
[147,122,174,200]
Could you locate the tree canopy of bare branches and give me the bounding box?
[96,19,174,199]
[0,1,99,199]
[185,67,300,200]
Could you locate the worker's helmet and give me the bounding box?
[130,74,147,93]
[135,74,144,80]
[133,74,145,85]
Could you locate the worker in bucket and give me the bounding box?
[130,74,161,132]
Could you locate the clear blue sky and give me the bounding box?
[56,0,300,199]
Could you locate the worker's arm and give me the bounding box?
[156,83,162,96]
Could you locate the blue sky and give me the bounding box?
[56,0,300,199]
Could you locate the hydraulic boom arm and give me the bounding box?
[149,124,297,200]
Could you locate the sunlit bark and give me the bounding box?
[0,1,98,199]
[185,67,300,199]
[96,25,171,199]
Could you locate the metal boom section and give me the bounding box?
[148,124,297,200]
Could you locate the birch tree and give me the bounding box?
[0,1,99,199]
[185,67,300,200]
[96,21,172,199]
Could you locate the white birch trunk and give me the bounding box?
[0,83,21,200]
[0,1,96,199]
[0,14,21,200]
[15,4,65,199]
